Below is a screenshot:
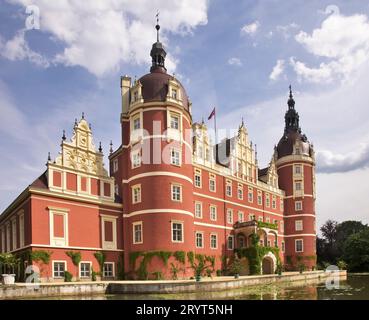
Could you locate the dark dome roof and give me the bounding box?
[139,69,190,110]
[276,130,311,159]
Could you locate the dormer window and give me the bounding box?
[172,88,177,99]
[295,147,301,155]
[133,91,138,102]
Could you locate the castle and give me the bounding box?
[0,22,317,281]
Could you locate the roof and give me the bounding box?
[258,167,268,177]
[139,69,190,110]
[276,129,311,159]
[30,171,48,189]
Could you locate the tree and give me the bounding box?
[320,220,338,245]
[342,229,369,272]
[335,221,368,256]
[319,220,338,263]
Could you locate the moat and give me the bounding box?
[33,274,368,300]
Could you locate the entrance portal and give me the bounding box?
[262,256,274,274]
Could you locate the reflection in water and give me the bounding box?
[35,275,369,300]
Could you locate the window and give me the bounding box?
[132,185,141,204]
[273,219,278,228]
[80,262,91,278]
[249,214,255,221]
[49,209,68,247]
[280,221,284,233]
[194,169,201,188]
[197,145,203,158]
[248,188,253,203]
[171,88,177,99]
[295,220,303,231]
[103,263,114,277]
[238,211,244,223]
[237,185,243,200]
[205,148,210,162]
[133,117,140,130]
[295,181,302,191]
[11,218,17,250]
[170,148,181,166]
[267,240,271,247]
[172,222,183,242]
[210,205,217,221]
[53,261,66,278]
[209,175,216,192]
[102,217,117,250]
[170,113,180,130]
[294,165,302,175]
[295,147,301,155]
[114,184,119,195]
[133,91,138,102]
[227,235,234,250]
[258,216,263,222]
[280,199,284,211]
[195,202,202,218]
[295,239,304,252]
[272,196,276,209]
[195,232,203,248]
[113,159,119,172]
[131,150,141,168]
[257,191,262,205]
[226,181,232,197]
[210,234,218,249]
[133,221,143,244]
[281,241,285,252]
[239,236,245,248]
[266,217,270,223]
[171,184,182,201]
[295,201,303,211]
[265,194,270,207]
[227,209,233,224]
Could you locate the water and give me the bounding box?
[41,274,369,300]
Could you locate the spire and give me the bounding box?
[110,140,113,154]
[99,142,102,153]
[47,152,51,162]
[62,130,66,141]
[150,11,167,73]
[284,85,300,133]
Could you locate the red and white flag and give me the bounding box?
[208,107,215,120]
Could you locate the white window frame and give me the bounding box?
[238,211,244,223]
[132,221,143,244]
[280,199,284,211]
[210,233,218,249]
[52,260,67,279]
[170,113,180,130]
[295,220,303,231]
[132,184,141,204]
[133,115,140,130]
[227,235,234,250]
[209,175,216,192]
[295,201,303,211]
[171,183,182,202]
[295,181,302,191]
[258,216,263,222]
[195,202,203,219]
[272,196,276,209]
[257,191,262,205]
[170,148,181,166]
[237,184,243,200]
[49,208,69,247]
[227,209,233,224]
[248,188,253,203]
[226,181,232,197]
[103,262,115,278]
[294,164,302,175]
[195,231,204,248]
[295,239,304,253]
[265,194,270,208]
[113,158,119,173]
[194,170,202,188]
[101,215,117,250]
[210,205,217,221]
[131,150,141,169]
[171,221,184,243]
[79,261,92,278]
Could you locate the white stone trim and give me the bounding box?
[281,233,315,238]
[194,221,233,230]
[27,244,123,251]
[49,209,69,247]
[103,262,115,277]
[123,209,194,218]
[79,261,92,278]
[171,220,184,243]
[284,214,315,218]
[123,171,193,184]
[52,260,67,278]
[132,221,143,244]
[101,216,117,250]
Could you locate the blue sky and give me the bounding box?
[1,0,369,229]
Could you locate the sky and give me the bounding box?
[1,0,369,230]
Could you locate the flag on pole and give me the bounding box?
[208,107,216,120]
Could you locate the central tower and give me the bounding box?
[110,20,194,278]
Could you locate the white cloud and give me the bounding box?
[241,21,260,36]
[276,22,299,39]
[4,0,209,76]
[269,59,285,81]
[292,11,369,83]
[228,57,242,66]
[0,30,49,67]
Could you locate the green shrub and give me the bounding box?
[64,271,73,282]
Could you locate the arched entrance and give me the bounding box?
[261,252,277,274]
[262,257,274,274]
